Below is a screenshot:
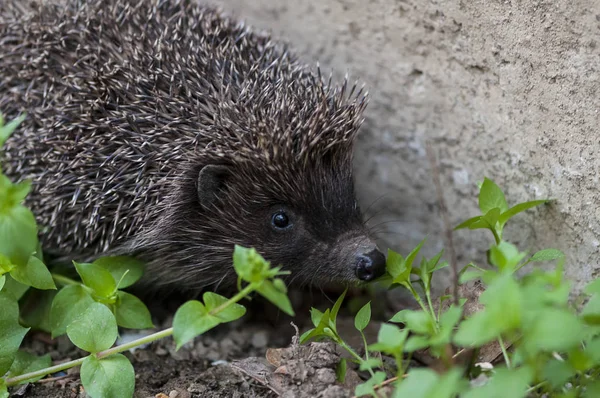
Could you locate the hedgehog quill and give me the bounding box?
[0,0,386,293]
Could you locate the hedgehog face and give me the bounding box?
[194,162,387,287]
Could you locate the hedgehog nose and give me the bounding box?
[355,249,387,282]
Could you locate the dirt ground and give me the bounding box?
[11,288,415,398]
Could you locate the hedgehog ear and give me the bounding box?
[197,164,231,209]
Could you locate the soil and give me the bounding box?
[9,287,417,398]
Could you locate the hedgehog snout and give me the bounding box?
[355,248,387,281]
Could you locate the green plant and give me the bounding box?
[302,178,600,397]
[0,114,294,398]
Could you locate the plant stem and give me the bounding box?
[5,282,258,387]
[425,289,439,325]
[5,357,86,387]
[406,284,428,313]
[210,283,256,314]
[525,381,546,394]
[498,336,511,368]
[5,327,173,387]
[514,260,531,272]
[460,262,487,274]
[51,273,80,286]
[406,283,438,330]
[491,228,501,245]
[339,340,375,377]
[360,330,370,361]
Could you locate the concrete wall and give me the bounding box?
[212,0,600,293]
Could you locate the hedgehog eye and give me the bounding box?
[271,211,291,230]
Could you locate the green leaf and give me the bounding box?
[392,368,465,398]
[232,245,257,282]
[310,308,324,328]
[0,381,7,398]
[428,250,447,273]
[355,371,386,398]
[74,262,117,299]
[402,310,435,335]
[233,245,277,284]
[3,179,31,207]
[581,295,600,325]
[478,177,508,214]
[172,300,220,349]
[93,256,145,289]
[528,248,564,263]
[481,207,501,229]
[489,241,527,272]
[388,241,426,286]
[389,309,409,323]
[202,292,246,323]
[368,323,408,354]
[354,301,371,332]
[0,275,4,291]
[6,351,52,383]
[460,270,485,283]
[569,347,594,371]
[454,215,482,231]
[440,305,463,329]
[0,202,38,268]
[66,302,118,353]
[336,358,347,383]
[406,238,426,270]
[584,381,600,398]
[460,208,502,240]
[391,368,437,397]
[257,279,294,316]
[330,289,347,328]
[49,284,95,338]
[462,366,533,398]
[584,278,600,295]
[1,275,29,300]
[114,291,154,329]
[300,309,334,344]
[0,113,26,148]
[585,338,600,365]
[0,253,15,276]
[9,255,55,290]
[523,308,585,353]
[454,273,522,347]
[386,249,408,282]
[80,354,134,398]
[430,305,463,347]
[173,290,248,349]
[542,359,576,390]
[20,289,57,332]
[498,199,548,227]
[359,358,382,371]
[0,292,30,375]
[405,335,432,352]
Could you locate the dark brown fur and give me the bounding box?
[0,0,384,292]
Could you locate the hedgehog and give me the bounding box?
[0,0,386,293]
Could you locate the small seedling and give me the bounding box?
[301,176,600,398]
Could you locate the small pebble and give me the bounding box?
[155,347,168,356]
[251,330,269,349]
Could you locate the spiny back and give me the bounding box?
[0,0,367,260]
